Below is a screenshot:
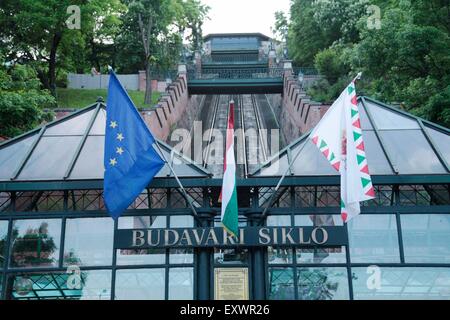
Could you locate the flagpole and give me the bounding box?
[153,141,201,222]
[258,136,309,223]
[258,72,363,224]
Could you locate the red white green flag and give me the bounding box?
[221,100,239,236]
[310,80,375,222]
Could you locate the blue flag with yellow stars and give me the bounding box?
[104,71,165,219]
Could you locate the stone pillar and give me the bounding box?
[138,70,146,91]
[268,50,276,68]
[283,59,293,77]
[194,50,202,75]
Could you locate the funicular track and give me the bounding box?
[202,94,273,178]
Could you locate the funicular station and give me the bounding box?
[0,33,450,300]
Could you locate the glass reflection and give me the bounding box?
[8,270,111,300]
[63,218,113,266]
[1,220,8,268]
[115,268,165,300]
[347,214,400,263]
[267,215,291,227]
[170,215,194,228]
[352,267,450,300]
[117,248,166,265]
[10,219,61,268]
[214,248,248,265]
[169,249,194,264]
[268,247,293,264]
[296,247,346,264]
[119,215,166,229]
[295,215,344,227]
[402,214,450,263]
[169,267,194,300]
[297,267,349,300]
[268,267,295,300]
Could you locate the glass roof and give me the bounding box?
[252,97,450,177]
[0,102,211,182]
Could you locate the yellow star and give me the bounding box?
[110,121,118,129]
[109,158,117,166]
[116,147,124,155]
[116,133,124,141]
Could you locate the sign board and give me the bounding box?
[115,226,347,249]
[214,268,249,300]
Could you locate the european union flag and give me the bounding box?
[104,71,165,219]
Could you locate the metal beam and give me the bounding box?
[1,175,450,191]
[360,97,399,174]
[64,103,101,179]
[418,119,450,173]
[11,126,46,180]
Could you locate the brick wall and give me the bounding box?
[281,69,330,143]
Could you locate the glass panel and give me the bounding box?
[18,136,82,180]
[63,218,113,266]
[168,267,194,300]
[10,219,61,268]
[352,267,450,300]
[258,153,289,176]
[297,267,349,300]
[115,268,165,300]
[169,249,194,264]
[291,140,339,176]
[363,130,393,174]
[296,247,346,264]
[364,101,420,130]
[358,102,373,130]
[379,130,446,174]
[267,215,291,227]
[0,134,37,180]
[8,270,111,300]
[347,214,400,263]
[117,248,165,265]
[268,247,293,264]
[118,216,166,229]
[89,108,106,135]
[268,267,295,300]
[426,127,450,166]
[69,136,104,179]
[170,215,194,228]
[0,220,8,268]
[44,109,95,136]
[402,214,450,263]
[214,248,248,265]
[295,215,344,227]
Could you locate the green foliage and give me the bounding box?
[284,0,450,128]
[56,88,160,109]
[0,65,56,138]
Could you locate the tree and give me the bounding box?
[119,0,209,104]
[0,0,124,95]
[0,64,55,138]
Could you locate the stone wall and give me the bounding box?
[280,69,330,144]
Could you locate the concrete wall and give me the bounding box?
[67,73,139,90]
[68,73,168,92]
[280,69,330,144]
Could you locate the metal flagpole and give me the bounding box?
[153,142,201,221]
[258,72,363,224]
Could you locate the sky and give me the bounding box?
[200,0,291,38]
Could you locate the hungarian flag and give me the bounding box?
[310,80,375,222]
[221,100,239,237]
